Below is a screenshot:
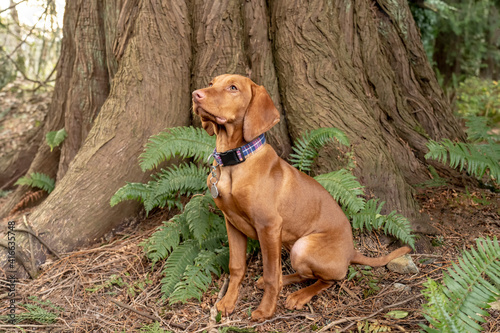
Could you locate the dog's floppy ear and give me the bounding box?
[243,84,280,142]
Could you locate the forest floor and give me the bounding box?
[0,85,499,332]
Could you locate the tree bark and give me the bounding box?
[190,0,291,156]
[57,0,110,181]
[28,0,192,256]
[270,0,463,231]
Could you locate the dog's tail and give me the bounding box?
[350,246,412,267]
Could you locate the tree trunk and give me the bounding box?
[1,0,466,274]
[57,0,111,181]
[28,0,192,256]
[270,0,463,231]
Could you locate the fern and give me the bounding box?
[185,194,219,243]
[142,192,228,303]
[139,126,215,172]
[110,180,181,214]
[425,139,500,181]
[350,199,415,249]
[314,169,365,214]
[110,163,208,214]
[141,214,184,266]
[110,182,153,206]
[351,199,385,231]
[380,211,415,249]
[169,247,229,304]
[15,172,55,193]
[160,240,200,299]
[421,237,500,333]
[290,127,350,172]
[158,227,228,302]
[425,114,500,183]
[45,128,67,152]
[464,114,499,144]
[0,296,63,324]
[152,163,208,199]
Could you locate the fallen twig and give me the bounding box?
[206,276,230,333]
[109,299,160,322]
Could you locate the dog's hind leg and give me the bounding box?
[285,280,333,310]
[284,234,351,309]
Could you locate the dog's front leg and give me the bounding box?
[217,217,247,316]
[251,220,283,321]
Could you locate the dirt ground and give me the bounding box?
[0,86,499,332]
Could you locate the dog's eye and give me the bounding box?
[229,85,238,91]
[208,82,213,87]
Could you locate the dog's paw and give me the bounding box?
[285,290,310,310]
[255,277,264,290]
[251,307,274,322]
[216,296,236,316]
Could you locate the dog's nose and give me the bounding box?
[192,90,205,102]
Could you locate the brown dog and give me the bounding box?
[192,74,411,321]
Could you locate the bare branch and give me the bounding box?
[0,0,28,14]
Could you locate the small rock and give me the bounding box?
[393,283,411,292]
[387,254,419,274]
[489,299,500,311]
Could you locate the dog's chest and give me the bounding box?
[206,171,259,239]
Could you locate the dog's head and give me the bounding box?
[192,74,280,142]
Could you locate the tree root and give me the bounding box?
[0,239,38,279]
[13,228,61,260]
[0,216,62,279]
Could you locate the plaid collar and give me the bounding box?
[212,134,266,167]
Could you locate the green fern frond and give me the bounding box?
[421,279,463,333]
[464,114,499,144]
[199,230,228,252]
[185,193,216,242]
[290,127,350,172]
[169,248,229,304]
[425,139,500,181]
[380,211,415,249]
[350,199,415,249]
[140,215,184,266]
[15,172,55,193]
[110,180,181,214]
[350,199,384,231]
[160,239,199,299]
[111,163,208,213]
[145,163,208,212]
[421,237,500,333]
[153,163,208,197]
[314,169,365,214]
[45,128,67,152]
[149,196,227,302]
[139,126,215,171]
[110,182,152,206]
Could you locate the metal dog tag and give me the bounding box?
[210,184,219,198]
